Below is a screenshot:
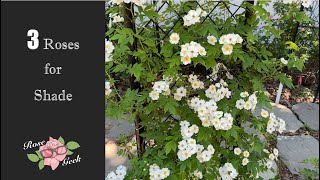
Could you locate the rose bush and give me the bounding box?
[105,0,311,179]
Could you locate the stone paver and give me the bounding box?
[277,135,319,176]
[259,160,278,180]
[105,115,137,176]
[105,116,135,142]
[105,141,129,175]
[242,121,266,144]
[254,103,304,133]
[292,103,319,131]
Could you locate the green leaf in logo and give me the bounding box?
[66,141,80,150]
[58,136,65,145]
[35,150,43,159]
[67,150,73,155]
[27,154,39,162]
[38,160,44,170]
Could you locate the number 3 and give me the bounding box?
[27,29,39,50]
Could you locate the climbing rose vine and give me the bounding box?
[105,0,310,179]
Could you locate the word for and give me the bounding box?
[44,63,62,75]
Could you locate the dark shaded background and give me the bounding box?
[1,2,105,179]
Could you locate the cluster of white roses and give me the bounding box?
[267,112,286,134]
[263,148,279,169]
[189,97,217,118]
[283,0,312,8]
[193,169,203,179]
[169,33,180,44]
[207,63,234,81]
[179,120,199,139]
[106,165,127,180]
[180,42,206,65]
[149,80,171,100]
[183,8,207,26]
[188,74,205,90]
[173,86,187,101]
[149,164,170,180]
[188,96,233,130]
[234,148,250,166]
[205,79,232,102]
[178,120,199,161]
[105,39,115,62]
[196,144,215,163]
[235,92,258,111]
[219,163,238,180]
[111,0,147,7]
[264,148,279,162]
[260,109,286,134]
[105,82,112,96]
[178,121,216,162]
[109,13,124,23]
[219,34,243,55]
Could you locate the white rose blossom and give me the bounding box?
[105,82,112,96]
[169,32,180,44]
[219,34,243,55]
[180,41,206,65]
[106,165,127,180]
[280,58,288,65]
[149,164,170,180]
[219,163,238,180]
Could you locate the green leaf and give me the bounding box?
[164,136,174,141]
[67,150,73,155]
[164,101,178,115]
[197,127,210,142]
[296,11,311,23]
[144,9,159,20]
[180,162,186,173]
[110,34,122,40]
[165,141,177,155]
[27,154,39,162]
[161,44,173,58]
[128,63,145,81]
[38,160,44,170]
[143,39,156,47]
[285,41,298,50]
[264,26,283,38]
[66,141,80,150]
[112,64,127,73]
[230,127,239,140]
[242,55,254,69]
[205,59,216,70]
[58,136,65,145]
[251,77,264,91]
[35,150,43,159]
[275,74,294,89]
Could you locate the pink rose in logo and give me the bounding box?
[39,137,67,170]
